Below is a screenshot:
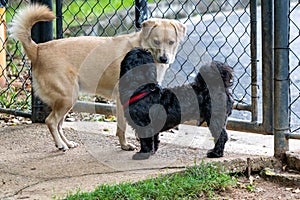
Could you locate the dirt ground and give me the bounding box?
[1,119,300,199]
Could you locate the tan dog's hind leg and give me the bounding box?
[58,116,78,148]
[45,98,77,151]
[46,110,68,150]
[116,99,136,150]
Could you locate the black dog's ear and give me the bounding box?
[120,48,155,78]
[215,62,234,88]
[119,48,158,106]
[196,61,234,89]
[120,57,131,78]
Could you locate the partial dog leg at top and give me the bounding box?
[116,99,136,150]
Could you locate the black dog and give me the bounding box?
[119,48,234,160]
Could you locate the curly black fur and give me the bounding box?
[119,48,234,160]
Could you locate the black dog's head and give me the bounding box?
[120,48,156,78]
[194,61,234,90]
[119,48,158,106]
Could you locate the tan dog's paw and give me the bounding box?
[121,143,136,151]
[67,141,79,148]
[56,142,69,151]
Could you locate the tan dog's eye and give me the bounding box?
[154,40,160,45]
[169,40,175,45]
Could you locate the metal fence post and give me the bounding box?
[261,0,274,134]
[250,0,258,123]
[135,0,148,30]
[56,0,63,39]
[31,0,53,123]
[274,0,290,159]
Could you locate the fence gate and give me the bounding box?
[0,0,299,160]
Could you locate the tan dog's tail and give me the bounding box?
[10,4,55,61]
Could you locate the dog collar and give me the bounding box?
[122,91,149,109]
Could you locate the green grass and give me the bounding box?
[61,0,135,26]
[6,0,155,24]
[63,0,134,17]
[61,0,154,32]
[5,0,144,28]
[63,162,236,200]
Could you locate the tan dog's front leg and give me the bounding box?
[116,99,136,150]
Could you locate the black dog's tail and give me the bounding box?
[194,61,234,90]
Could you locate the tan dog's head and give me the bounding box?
[140,18,186,64]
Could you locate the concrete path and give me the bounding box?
[1,122,300,199]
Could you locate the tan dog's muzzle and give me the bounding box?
[158,54,169,64]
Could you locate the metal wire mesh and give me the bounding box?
[289,1,300,134]
[151,0,253,121]
[5,0,300,134]
[60,0,136,37]
[0,1,32,115]
[58,0,254,122]
[1,0,254,122]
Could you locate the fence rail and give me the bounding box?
[0,0,299,159]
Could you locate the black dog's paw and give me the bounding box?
[132,152,152,160]
[206,149,224,158]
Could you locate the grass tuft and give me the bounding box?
[64,161,236,200]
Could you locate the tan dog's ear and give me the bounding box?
[171,20,187,42]
[141,19,158,38]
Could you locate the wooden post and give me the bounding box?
[0,4,6,88]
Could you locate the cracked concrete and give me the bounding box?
[0,122,300,199]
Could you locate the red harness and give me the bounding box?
[122,91,148,109]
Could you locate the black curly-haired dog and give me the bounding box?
[119,48,234,160]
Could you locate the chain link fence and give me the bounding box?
[0,1,31,117]
[0,0,299,136]
[289,1,300,134]
[59,0,254,123]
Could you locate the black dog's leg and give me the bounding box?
[132,137,153,160]
[207,128,228,158]
[154,133,160,152]
[140,137,154,153]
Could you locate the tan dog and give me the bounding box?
[11,4,186,151]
